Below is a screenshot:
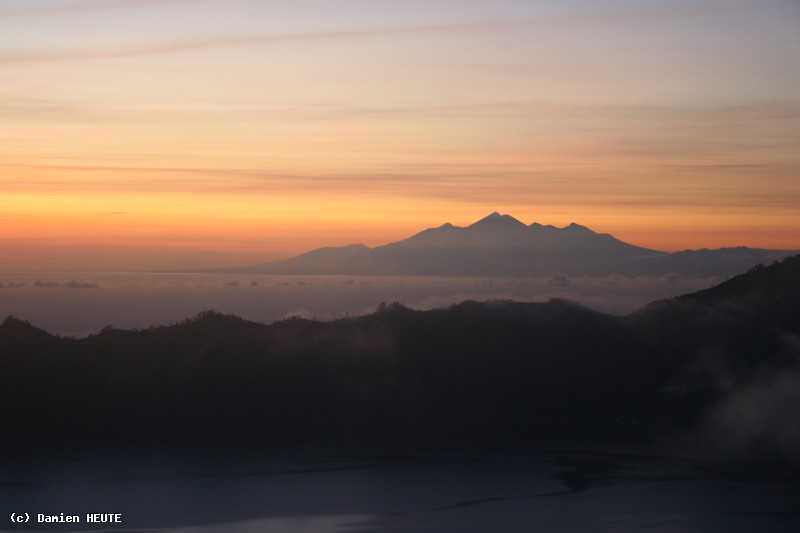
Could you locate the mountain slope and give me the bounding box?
[226,212,662,276]
[220,213,794,277]
[368,212,660,276]
[3,257,799,463]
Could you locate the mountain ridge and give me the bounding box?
[3,255,799,463]
[212,213,795,278]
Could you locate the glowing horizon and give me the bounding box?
[2,0,799,271]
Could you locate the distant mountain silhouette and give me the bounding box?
[3,255,799,464]
[217,213,795,277]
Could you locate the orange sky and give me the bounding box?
[2,0,799,271]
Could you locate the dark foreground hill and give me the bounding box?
[2,256,799,464]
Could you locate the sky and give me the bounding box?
[2,0,799,271]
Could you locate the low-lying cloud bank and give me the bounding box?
[33,279,99,289]
[695,357,800,464]
[0,273,717,336]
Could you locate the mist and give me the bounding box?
[692,355,800,465]
[0,272,718,336]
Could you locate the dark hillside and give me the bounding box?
[2,258,799,464]
[0,302,652,447]
[632,255,800,462]
[681,254,800,302]
[678,254,800,328]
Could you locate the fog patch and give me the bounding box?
[62,326,106,339]
[408,292,519,312]
[281,308,315,320]
[2,272,721,336]
[63,280,99,289]
[0,281,26,289]
[697,363,800,465]
[33,280,99,289]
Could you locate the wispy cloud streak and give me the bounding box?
[2,161,797,211]
[0,0,212,18]
[1,1,794,65]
